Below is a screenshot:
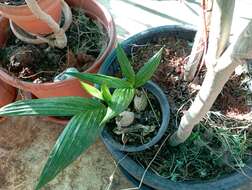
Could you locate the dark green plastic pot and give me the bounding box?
[101,80,170,152]
[100,25,252,190]
[99,26,171,152]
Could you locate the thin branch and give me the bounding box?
[184,0,212,81]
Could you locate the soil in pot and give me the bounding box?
[118,36,252,182]
[106,88,162,146]
[0,8,108,83]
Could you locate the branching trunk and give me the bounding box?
[169,49,243,146]
[184,0,235,81]
[206,0,235,61]
[169,1,252,146]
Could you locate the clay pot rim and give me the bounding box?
[28,92,70,125]
[0,0,116,89]
[0,0,48,8]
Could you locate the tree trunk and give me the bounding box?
[169,51,243,146]
[169,9,252,146]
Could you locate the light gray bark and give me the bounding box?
[169,50,244,146]
[169,16,252,146]
[22,0,71,48]
[206,0,235,61]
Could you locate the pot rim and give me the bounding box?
[101,81,170,152]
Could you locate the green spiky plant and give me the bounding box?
[0,44,163,189]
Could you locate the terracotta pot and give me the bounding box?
[0,0,62,35]
[28,93,70,125]
[0,78,17,107]
[0,16,9,46]
[0,0,116,99]
[0,78,17,123]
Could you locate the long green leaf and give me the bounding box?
[0,97,104,117]
[35,109,106,190]
[101,88,135,123]
[110,88,135,113]
[101,84,112,103]
[66,72,132,88]
[135,48,163,87]
[116,44,135,83]
[81,82,103,100]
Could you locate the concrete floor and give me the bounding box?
[98,0,252,41]
[1,0,252,190]
[0,117,132,190]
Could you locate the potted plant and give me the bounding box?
[98,44,170,152]
[0,44,169,189]
[0,0,116,99]
[98,0,252,189]
[0,0,62,35]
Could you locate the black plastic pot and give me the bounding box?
[99,30,171,152]
[104,138,252,190]
[101,81,170,152]
[101,25,252,190]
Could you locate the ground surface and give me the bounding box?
[1,0,252,189]
[0,117,132,190]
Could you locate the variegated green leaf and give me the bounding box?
[66,72,132,88]
[81,82,103,100]
[101,88,135,123]
[116,44,135,83]
[135,48,163,87]
[0,97,104,116]
[101,84,112,103]
[35,108,106,190]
